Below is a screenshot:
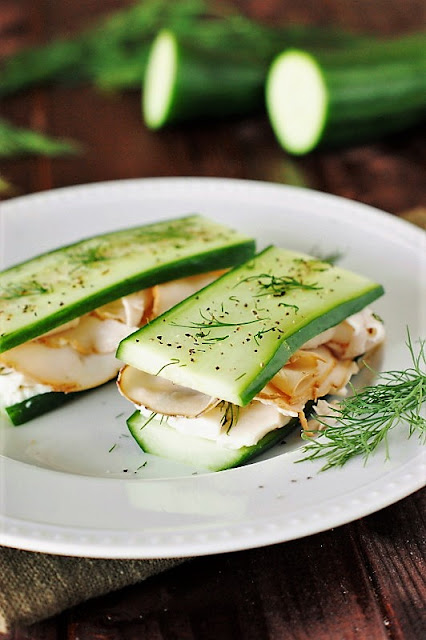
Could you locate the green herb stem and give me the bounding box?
[237,273,322,296]
[299,333,425,470]
[220,401,240,433]
[0,118,79,158]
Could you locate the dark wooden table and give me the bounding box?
[1,1,425,638]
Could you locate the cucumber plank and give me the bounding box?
[118,246,384,406]
[127,410,298,472]
[0,215,255,353]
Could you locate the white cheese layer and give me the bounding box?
[0,367,52,410]
[141,401,291,450]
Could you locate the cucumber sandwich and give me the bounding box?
[0,215,255,424]
[117,246,385,471]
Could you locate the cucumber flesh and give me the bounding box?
[118,246,384,407]
[266,43,426,155]
[0,215,255,353]
[143,30,177,129]
[266,50,327,155]
[127,410,298,472]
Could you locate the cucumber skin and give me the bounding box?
[240,284,384,405]
[266,37,426,154]
[0,215,255,353]
[143,27,369,129]
[322,55,426,148]
[145,36,265,129]
[5,391,75,426]
[127,410,298,472]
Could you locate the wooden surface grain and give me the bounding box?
[1,1,425,638]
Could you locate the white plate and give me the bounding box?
[0,177,425,558]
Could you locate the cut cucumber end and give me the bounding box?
[266,49,328,155]
[143,29,177,130]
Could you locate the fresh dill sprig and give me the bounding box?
[69,243,111,265]
[299,333,426,471]
[278,302,299,312]
[237,273,322,297]
[155,359,181,376]
[1,279,51,299]
[219,401,240,434]
[131,225,189,243]
[254,327,280,345]
[190,328,230,344]
[171,308,265,330]
[139,411,158,430]
[200,333,230,344]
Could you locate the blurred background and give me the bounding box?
[0,0,425,215]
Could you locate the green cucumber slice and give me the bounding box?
[142,23,371,130]
[142,29,265,130]
[0,215,255,353]
[118,246,384,406]
[266,38,426,155]
[127,410,298,472]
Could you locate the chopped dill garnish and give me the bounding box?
[201,334,230,344]
[139,411,158,430]
[172,307,265,330]
[131,226,188,243]
[219,401,240,434]
[292,257,329,272]
[108,443,117,453]
[278,302,299,312]
[254,327,278,345]
[155,358,180,375]
[195,329,210,339]
[69,243,111,265]
[236,273,322,297]
[299,332,426,471]
[1,279,51,299]
[190,329,230,344]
